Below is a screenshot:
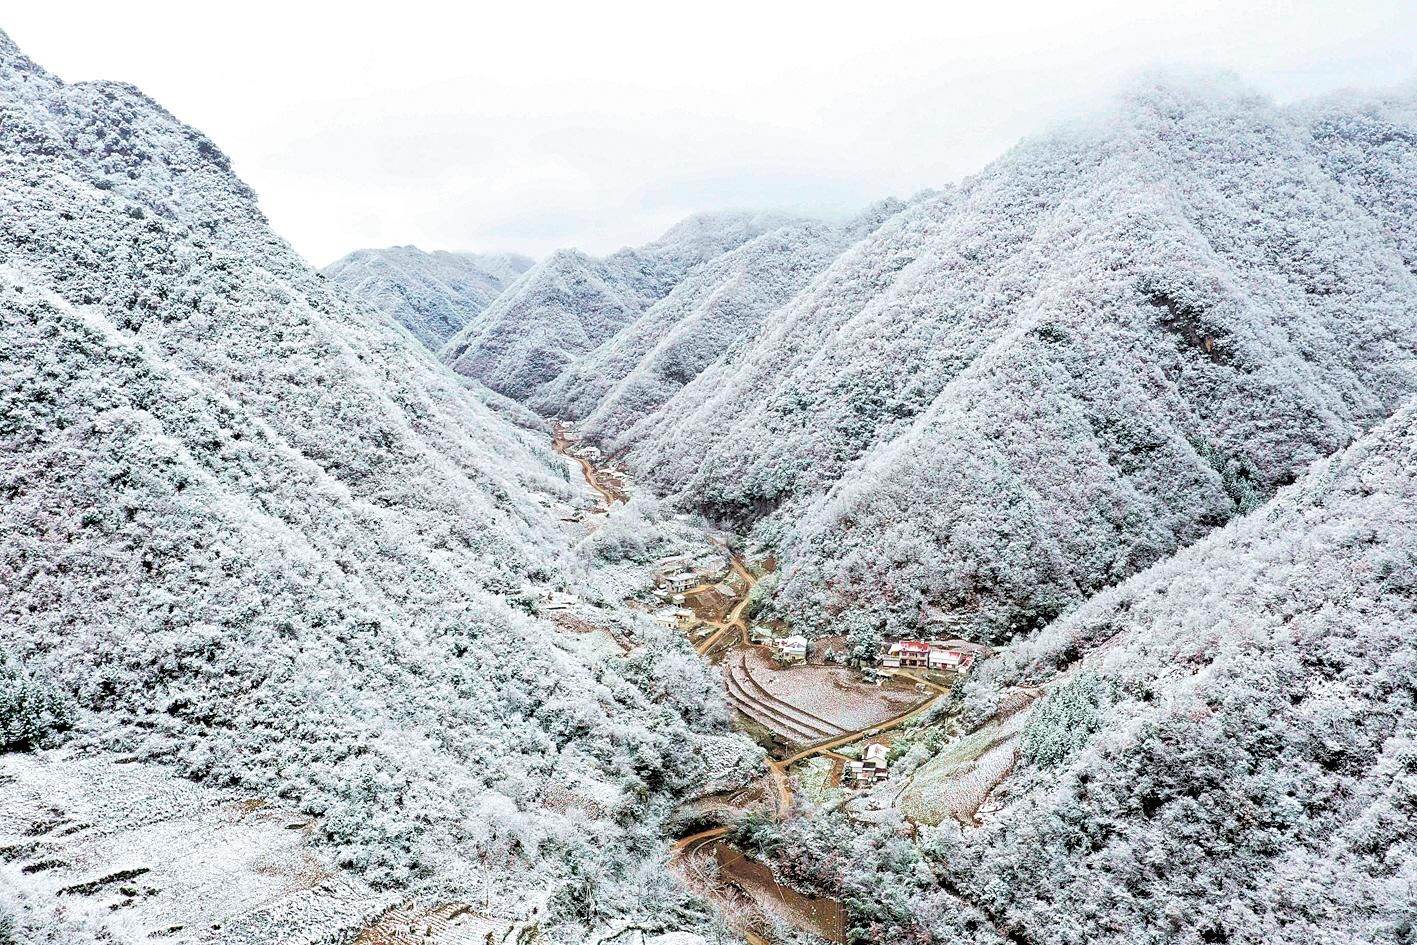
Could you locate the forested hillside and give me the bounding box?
[440,211,805,400]
[10,21,1417,943]
[769,391,1417,945]
[622,79,1417,647]
[955,393,1417,944]
[0,29,741,939]
[529,199,912,442]
[322,245,532,349]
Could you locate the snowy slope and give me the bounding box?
[928,395,1417,943]
[775,393,1417,945]
[0,29,737,939]
[624,78,1417,646]
[440,211,807,400]
[530,200,910,442]
[322,245,532,349]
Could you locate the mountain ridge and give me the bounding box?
[617,78,1417,646]
[0,29,743,940]
[323,245,534,349]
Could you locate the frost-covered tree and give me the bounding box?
[1019,672,1107,768]
[0,651,73,751]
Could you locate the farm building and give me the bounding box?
[881,640,932,669]
[844,743,889,788]
[652,607,695,628]
[775,635,809,662]
[880,639,992,673]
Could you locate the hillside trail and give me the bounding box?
[691,541,758,656]
[670,827,834,945]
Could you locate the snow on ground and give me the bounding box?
[894,706,1031,826]
[353,902,527,945]
[0,750,528,945]
[733,648,923,734]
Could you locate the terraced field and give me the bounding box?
[721,649,924,749]
[722,652,851,744]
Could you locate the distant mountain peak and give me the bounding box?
[323,245,533,349]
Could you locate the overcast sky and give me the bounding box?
[7,2,1416,265]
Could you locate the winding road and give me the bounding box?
[552,424,621,507]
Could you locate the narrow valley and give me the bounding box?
[4,17,1417,945]
[552,424,973,944]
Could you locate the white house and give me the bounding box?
[776,635,808,661]
[843,743,889,788]
[667,572,698,593]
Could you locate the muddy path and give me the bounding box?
[672,828,846,945]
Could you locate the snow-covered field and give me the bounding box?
[0,750,405,944]
[731,648,922,735]
[894,707,1030,826]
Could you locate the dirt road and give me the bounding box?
[552,423,621,506]
[693,562,755,655]
[670,827,841,945]
[687,548,948,816]
[548,428,946,943]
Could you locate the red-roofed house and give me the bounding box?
[880,638,992,673]
[880,640,932,669]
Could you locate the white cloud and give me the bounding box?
[7,0,1416,263]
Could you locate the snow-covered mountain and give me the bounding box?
[8,20,1417,943]
[529,199,912,441]
[322,245,532,349]
[622,78,1417,647]
[440,211,809,400]
[935,392,1417,945]
[0,29,738,939]
[769,390,1417,944]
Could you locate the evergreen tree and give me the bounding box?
[0,651,74,752]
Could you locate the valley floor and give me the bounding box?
[552,428,982,945]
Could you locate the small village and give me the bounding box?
[548,422,998,945]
